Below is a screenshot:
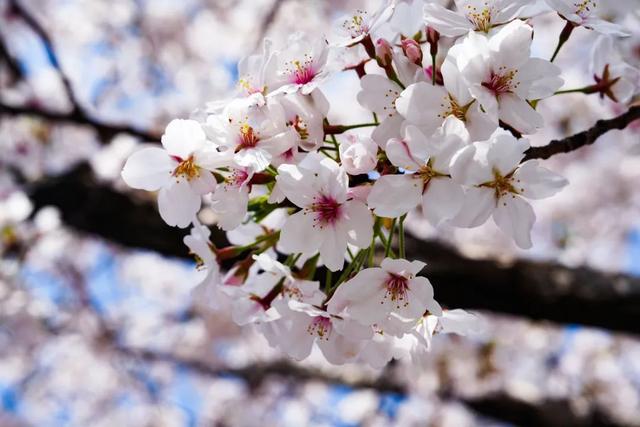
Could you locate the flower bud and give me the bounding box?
[375,38,393,67]
[339,134,378,175]
[401,38,423,66]
[426,27,439,57]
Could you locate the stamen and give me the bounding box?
[384,273,410,308]
[309,194,342,228]
[172,155,200,180]
[307,316,332,340]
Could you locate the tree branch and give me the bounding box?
[523,105,640,161]
[26,163,640,335]
[2,1,161,143]
[0,102,161,142]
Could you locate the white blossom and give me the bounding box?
[450,132,568,248]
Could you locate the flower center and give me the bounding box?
[574,0,596,18]
[480,168,521,200]
[342,10,369,37]
[236,123,260,151]
[228,169,249,187]
[310,194,342,227]
[385,273,410,307]
[438,95,474,121]
[172,156,200,180]
[287,57,316,85]
[415,160,448,192]
[482,68,519,96]
[465,4,493,33]
[290,115,309,140]
[307,316,332,340]
[238,77,264,95]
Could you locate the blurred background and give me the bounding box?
[1,0,640,426]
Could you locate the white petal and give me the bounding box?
[381,258,425,276]
[488,20,532,70]
[423,3,473,37]
[158,181,201,228]
[235,147,272,171]
[396,82,447,131]
[371,114,404,148]
[451,187,495,228]
[367,175,422,218]
[279,210,324,255]
[190,171,217,195]
[210,186,250,230]
[386,138,422,170]
[421,178,465,226]
[498,93,544,134]
[320,223,349,272]
[342,201,374,249]
[492,195,535,249]
[121,147,172,191]
[519,58,563,100]
[486,133,529,176]
[512,161,568,199]
[161,119,207,159]
[449,144,492,185]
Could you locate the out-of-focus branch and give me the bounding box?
[0,102,161,142]
[0,34,23,82]
[523,105,640,161]
[27,163,640,335]
[2,0,161,142]
[27,163,225,256]
[117,344,624,427]
[404,234,640,336]
[8,0,81,110]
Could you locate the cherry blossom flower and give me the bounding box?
[367,117,469,225]
[450,132,568,248]
[357,54,427,146]
[327,258,442,333]
[276,154,374,271]
[334,1,396,46]
[121,119,226,228]
[396,51,497,141]
[207,93,297,171]
[589,35,640,104]
[236,38,274,96]
[424,0,531,36]
[454,20,563,134]
[209,166,253,231]
[270,300,372,364]
[230,254,324,326]
[545,0,630,36]
[185,223,230,312]
[279,90,329,152]
[266,33,331,95]
[339,134,379,176]
[406,309,483,362]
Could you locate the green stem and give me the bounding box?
[384,218,397,258]
[325,269,333,292]
[431,54,437,85]
[554,86,592,95]
[398,214,406,259]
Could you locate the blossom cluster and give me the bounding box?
[120,0,633,367]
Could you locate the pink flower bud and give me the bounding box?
[401,38,423,66]
[339,134,378,175]
[375,38,393,67]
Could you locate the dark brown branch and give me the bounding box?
[2,1,161,143]
[0,34,23,83]
[8,0,81,111]
[26,163,640,336]
[0,102,161,142]
[523,105,640,161]
[404,234,640,336]
[117,345,624,427]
